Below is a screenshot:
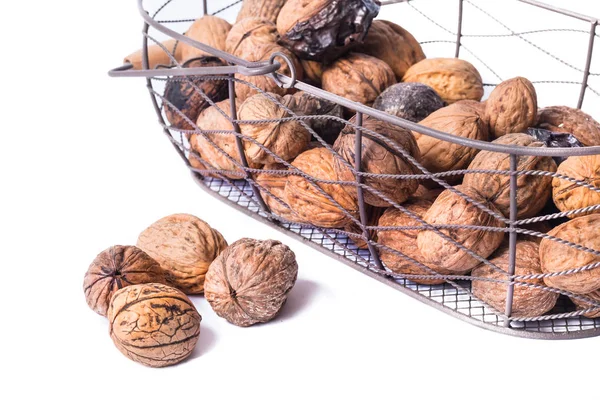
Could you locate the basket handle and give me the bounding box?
[108,60,282,78]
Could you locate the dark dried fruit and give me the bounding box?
[276,0,380,62]
[286,92,345,144]
[526,127,583,164]
[373,82,445,123]
[536,106,600,146]
[204,238,298,327]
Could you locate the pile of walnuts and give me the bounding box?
[83,213,298,367]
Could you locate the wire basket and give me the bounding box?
[110,0,600,339]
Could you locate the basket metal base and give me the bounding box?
[192,172,600,340]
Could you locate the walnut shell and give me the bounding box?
[537,106,600,146]
[108,283,201,367]
[454,99,486,119]
[571,290,600,318]
[553,155,600,218]
[344,206,385,249]
[239,93,310,164]
[354,20,425,80]
[180,16,232,61]
[472,240,558,318]
[413,102,488,185]
[163,57,228,132]
[410,185,444,202]
[519,220,553,244]
[226,18,279,56]
[276,0,380,62]
[204,238,298,327]
[255,163,300,222]
[463,133,557,219]
[286,92,345,144]
[83,246,169,317]
[403,58,484,104]
[378,200,453,284]
[333,114,421,207]
[300,59,324,85]
[373,82,445,123]
[237,0,287,23]
[417,185,505,273]
[284,147,359,228]
[137,214,228,294]
[485,77,537,139]
[540,214,600,294]
[321,53,396,106]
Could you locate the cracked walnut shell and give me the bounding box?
[83,245,169,317]
[137,214,228,294]
[536,106,600,147]
[180,15,232,61]
[485,77,537,139]
[553,154,600,218]
[204,238,298,327]
[108,283,201,367]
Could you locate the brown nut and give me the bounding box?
[333,114,421,207]
[417,185,505,273]
[284,147,359,228]
[540,214,600,294]
[463,133,557,219]
[344,206,385,249]
[226,18,279,56]
[137,214,228,294]
[108,283,201,367]
[378,200,453,284]
[518,220,553,244]
[472,240,559,318]
[485,77,537,139]
[83,245,169,317]
[124,39,183,70]
[204,238,298,327]
[322,53,396,107]
[180,15,232,61]
[537,106,600,146]
[402,58,484,104]
[553,155,600,218]
[255,163,301,222]
[571,290,600,318]
[300,59,324,85]
[410,185,444,202]
[237,0,287,23]
[354,20,425,80]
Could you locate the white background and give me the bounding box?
[2,1,600,399]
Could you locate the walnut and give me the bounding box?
[204,238,298,326]
[570,290,600,318]
[472,240,558,318]
[463,133,557,219]
[322,53,396,107]
[284,147,359,228]
[344,206,385,249]
[485,77,537,139]
[540,214,600,294]
[255,163,301,222]
[402,58,484,104]
[124,39,184,70]
[410,185,444,202]
[354,20,425,80]
[413,102,488,185]
[83,246,169,317]
[300,59,324,85]
[373,82,445,123]
[108,283,201,367]
[239,93,310,164]
[226,18,279,56]
[333,114,421,207]
[163,57,228,132]
[537,106,600,146]
[286,92,345,145]
[378,200,453,284]
[276,0,380,62]
[519,220,553,243]
[454,99,486,119]
[137,214,228,294]
[236,0,287,24]
[417,185,505,273]
[553,154,600,218]
[180,15,232,61]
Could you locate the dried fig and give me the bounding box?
[180,15,232,61]
[485,77,537,139]
[553,154,600,217]
[373,82,445,123]
[237,0,287,23]
[537,106,600,146]
[226,18,279,56]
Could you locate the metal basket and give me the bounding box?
[110,0,600,339]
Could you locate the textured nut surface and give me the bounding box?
[571,290,600,318]
[373,82,445,123]
[256,163,300,222]
[83,246,169,317]
[237,0,287,23]
[108,283,201,368]
[276,0,380,61]
[463,133,557,218]
[485,77,537,138]
[378,200,453,284]
[354,20,425,80]
[204,238,298,327]
[403,58,483,104]
[137,214,228,294]
[553,155,600,218]
[417,185,505,273]
[163,57,228,131]
[344,206,385,249]
[226,18,279,56]
[300,59,324,85]
[181,15,232,61]
[239,93,310,164]
[333,114,421,207]
[537,106,600,146]
[284,147,359,228]
[540,214,600,294]
[410,185,444,202]
[322,53,396,106]
[472,240,558,318]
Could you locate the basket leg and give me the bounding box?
[577,21,597,109]
[503,154,518,327]
[454,0,464,58]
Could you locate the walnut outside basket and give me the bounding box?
[110,0,600,339]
